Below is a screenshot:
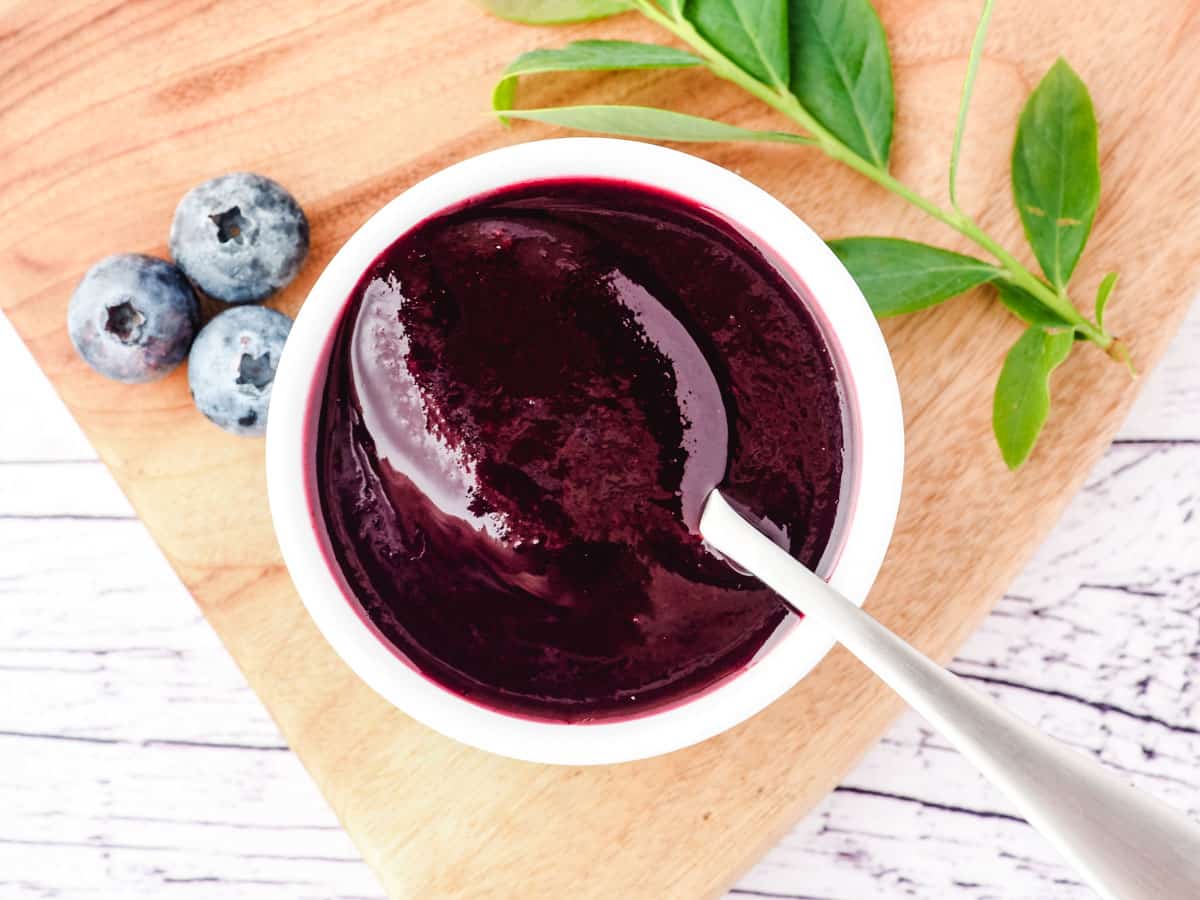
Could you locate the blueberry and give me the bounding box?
[187,305,292,437]
[169,173,309,304]
[67,254,199,383]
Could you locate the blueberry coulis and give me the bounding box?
[316,179,844,722]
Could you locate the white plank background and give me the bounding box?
[1,300,1197,900]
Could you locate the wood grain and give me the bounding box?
[2,2,1199,897]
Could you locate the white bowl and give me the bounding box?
[266,138,904,766]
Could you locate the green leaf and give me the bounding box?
[994,280,1074,329]
[473,0,633,24]
[949,0,995,209]
[1011,58,1100,290]
[1094,271,1118,331]
[500,104,813,142]
[494,41,701,112]
[993,325,1074,469]
[688,0,790,88]
[828,237,998,317]
[787,0,894,168]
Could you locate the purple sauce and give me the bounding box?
[315,179,844,722]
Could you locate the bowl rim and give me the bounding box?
[266,137,904,765]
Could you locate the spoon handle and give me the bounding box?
[701,490,1200,900]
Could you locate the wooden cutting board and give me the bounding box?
[3,1,1198,896]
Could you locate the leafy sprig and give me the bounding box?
[476,0,1128,468]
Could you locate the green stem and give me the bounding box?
[635,0,1112,350]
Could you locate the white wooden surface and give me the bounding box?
[1,300,1197,900]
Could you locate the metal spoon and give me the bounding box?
[700,488,1200,900]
